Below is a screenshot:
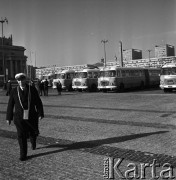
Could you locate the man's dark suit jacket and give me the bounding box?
[6,84,44,137]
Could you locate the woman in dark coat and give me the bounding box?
[6,73,44,161]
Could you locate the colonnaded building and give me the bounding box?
[0,35,27,83]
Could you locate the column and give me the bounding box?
[15,60,18,75]
[10,60,13,79]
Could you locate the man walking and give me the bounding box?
[6,73,44,161]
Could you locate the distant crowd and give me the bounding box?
[6,79,62,96]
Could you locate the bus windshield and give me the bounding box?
[161,67,176,75]
[60,74,66,79]
[99,71,105,77]
[55,74,61,79]
[76,72,87,78]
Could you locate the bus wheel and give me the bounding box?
[163,88,172,93]
[164,88,167,93]
[103,89,107,93]
[164,88,172,93]
[119,83,124,92]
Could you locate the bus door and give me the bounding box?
[144,69,150,87]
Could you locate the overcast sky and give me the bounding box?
[1,0,176,67]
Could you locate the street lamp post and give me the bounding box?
[101,39,108,67]
[147,49,152,67]
[119,41,123,67]
[0,17,8,89]
[35,51,36,67]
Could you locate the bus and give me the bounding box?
[72,68,100,92]
[160,63,176,92]
[98,66,161,92]
[52,69,75,91]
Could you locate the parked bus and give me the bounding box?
[53,69,75,91]
[145,68,161,87]
[160,63,176,92]
[72,68,100,92]
[98,66,161,92]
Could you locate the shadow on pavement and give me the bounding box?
[29,130,168,159]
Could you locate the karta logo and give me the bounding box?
[103,157,175,179]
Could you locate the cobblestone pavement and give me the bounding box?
[0,89,176,179]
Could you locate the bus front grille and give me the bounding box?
[164,79,175,85]
[75,81,81,86]
[101,81,109,86]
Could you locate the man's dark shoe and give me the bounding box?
[31,143,36,150]
[19,156,27,161]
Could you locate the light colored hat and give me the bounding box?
[15,73,26,80]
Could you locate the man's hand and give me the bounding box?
[38,116,43,120]
[6,120,11,125]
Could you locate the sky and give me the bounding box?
[1,0,176,67]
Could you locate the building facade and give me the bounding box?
[123,49,142,61]
[0,35,27,81]
[155,44,175,58]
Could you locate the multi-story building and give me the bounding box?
[155,44,175,58]
[123,49,142,61]
[26,65,36,80]
[0,35,27,81]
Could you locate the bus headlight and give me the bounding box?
[82,81,87,86]
[109,82,114,86]
[160,81,164,85]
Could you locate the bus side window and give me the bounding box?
[122,70,126,77]
[130,70,135,76]
[125,70,129,76]
[139,70,142,76]
[134,70,138,76]
[70,73,74,79]
[93,72,98,78]
[116,70,120,77]
[172,69,176,75]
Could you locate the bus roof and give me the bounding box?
[162,63,176,68]
[100,66,145,71]
[61,69,75,73]
[100,66,160,71]
[43,73,54,77]
[79,68,100,72]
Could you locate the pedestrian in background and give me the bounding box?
[39,80,44,96]
[6,73,44,161]
[6,80,12,96]
[31,80,35,88]
[44,79,48,96]
[35,79,40,95]
[56,80,62,95]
